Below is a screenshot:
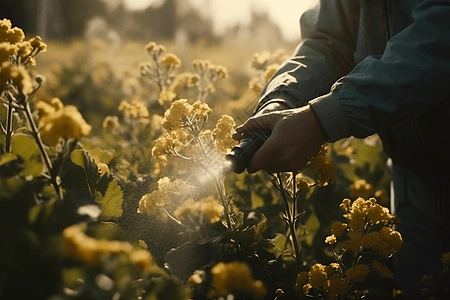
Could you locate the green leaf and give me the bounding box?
[69,149,101,195]
[11,134,44,177]
[225,212,267,246]
[95,179,123,220]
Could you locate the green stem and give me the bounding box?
[278,172,301,268]
[23,98,62,200]
[5,97,13,153]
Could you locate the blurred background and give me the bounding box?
[2,0,312,45]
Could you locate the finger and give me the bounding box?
[246,133,278,173]
[235,112,279,135]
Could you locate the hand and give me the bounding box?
[235,104,327,173]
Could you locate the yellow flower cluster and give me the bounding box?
[173,195,224,224]
[326,197,402,258]
[137,177,193,215]
[309,145,337,186]
[212,115,238,154]
[350,179,374,199]
[251,51,271,70]
[0,18,47,66]
[295,263,348,298]
[372,261,393,279]
[346,264,370,282]
[36,98,92,146]
[102,115,120,132]
[0,62,33,95]
[61,223,153,271]
[192,59,228,80]
[145,41,165,55]
[169,72,200,95]
[118,99,149,124]
[207,261,266,299]
[160,53,181,68]
[161,99,211,131]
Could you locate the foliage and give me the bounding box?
[3,19,444,300]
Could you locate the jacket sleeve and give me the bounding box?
[254,0,359,113]
[310,0,450,141]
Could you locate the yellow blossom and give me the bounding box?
[302,283,312,294]
[162,99,192,131]
[0,42,18,64]
[351,179,374,199]
[137,190,167,215]
[372,261,393,279]
[309,263,328,289]
[325,235,337,244]
[192,100,212,119]
[28,36,47,52]
[118,99,149,122]
[441,252,450,265]
[251,51,271,70]
[331,221,348,238]
[207,261,266,299]
[309,145,336,186]
[173,196,224,224]
[212,65,228,79]
[102,115,120,132]
[213,115,238,154]
[327,276,348,297]
[158,89,177,106]
[160,53,181,68]
[342,230,363,253]
[294,271,309,291]
[61,223,133,265]
[248,77,262,94]
[129,249,153,272]
[36,98,92,146]
[146,41,165,55]
[0,62,33,95]
[346,264,370,282]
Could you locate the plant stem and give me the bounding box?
[5,96,13,152]
[277,172,301,268]
[22,98,63,200]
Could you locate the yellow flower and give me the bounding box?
[331,221,348,238]
[192,100,212,119]
[0,19,24,44]
[207,261,266,299]
[346,264,370,282]
[0,42,18,64]
[0,62,33,95]
[118,99,149,121]
[342,230,362,253]
[102,115,120,132]
[309,263,328,289]
[372,261,393,279]
[302,283,312,294]
[309,145,336,186]
[173,196,224,224]
[251,51,270,70]
[158,89,177,106]
[212,64,228,79]
[137,190,167,214]
[213,115,238,154]
[162,99,192,131]
[28,36,47,52]
[145,41,165,55]
[325,234,337,244]
[61,223,133,265]
[340,198,352,213]
[379,227,403,257]
[36,98,92,146]
[129,249,153,271]
[327,276,348,297]
[441,252,450,265]
[160,53,181,68]
[294,271,309,292]
[248,77,262,94]
[351,179,374,199]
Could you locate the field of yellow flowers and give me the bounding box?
[1,18,449,300]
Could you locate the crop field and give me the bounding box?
[1,17,449,300]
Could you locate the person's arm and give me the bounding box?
[310,0,450,142]
[254,0,359,114]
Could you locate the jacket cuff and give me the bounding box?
[309,93,351,142]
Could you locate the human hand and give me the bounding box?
[234,104,327,173]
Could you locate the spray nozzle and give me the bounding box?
[226,130,271,174]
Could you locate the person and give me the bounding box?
[233,0,450,298]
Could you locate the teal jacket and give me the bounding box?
[257,0,450,175]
